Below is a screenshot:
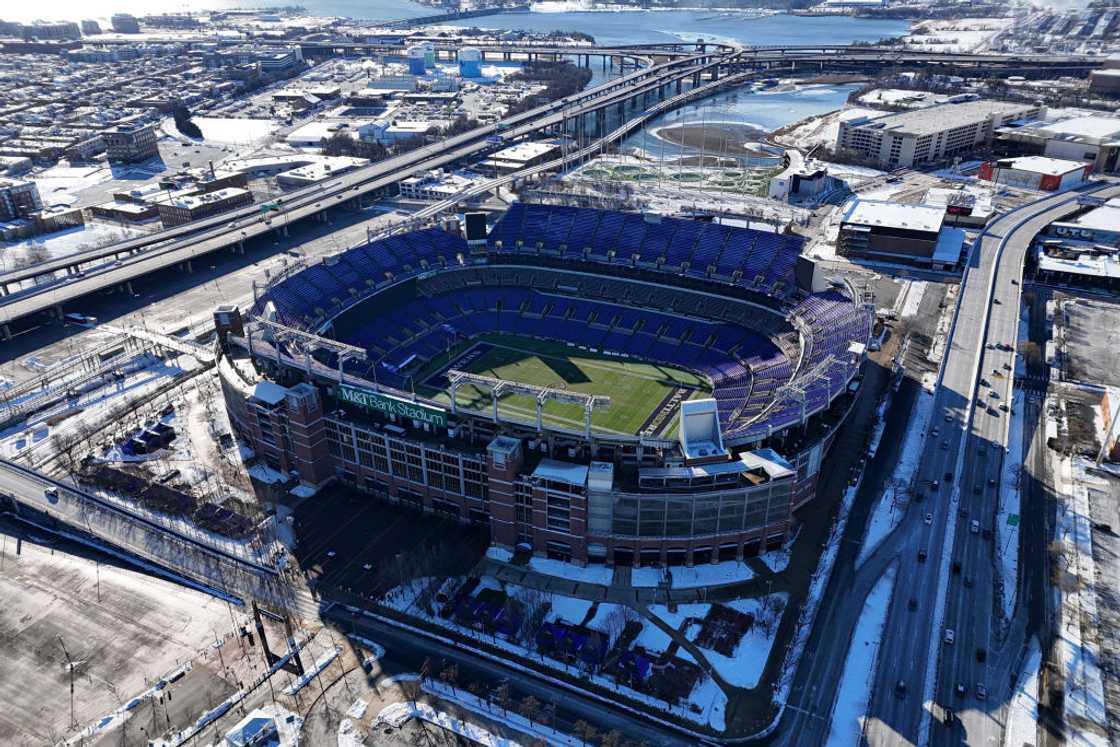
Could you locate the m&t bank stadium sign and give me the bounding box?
[337,385,447,428]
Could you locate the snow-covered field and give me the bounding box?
[651,593,789,689]
[858,375,936,567]
[193,117,279,147]
[29,163,114,208]
[1,222,147,268]
[632,559,754,588]
[996,389,1025,620]
[775,106,884,151]
[1004,637,1042,747]
[901,18,1014,54]
[824,565,897,747]
[528,556,615,585]
[380,575,728,730]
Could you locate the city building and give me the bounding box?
[103,122,159,164]
[478,141,562,174]
[398,170,485,200]
[80,19,101,35]
[836,100,1042,168]
[459,47,482,78]
[25,21,81,40]
[156,187,253,227]
[767,160,845,203]
[110,14,141,34]
[978,156,1090,191]
[837,198,964,269]
[0,178,43,220]
[996,115,1120,173]
[275,156,367,187]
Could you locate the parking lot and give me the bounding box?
[290,486,489,601]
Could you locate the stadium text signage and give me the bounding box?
[337,385,447,428]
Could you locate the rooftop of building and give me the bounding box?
[845,99,1037,138]
[840,198,946,234]
[994,155,1088,176]
[1067,197,1120,232]
[1040,115,1120,141]
[166,186,249,210]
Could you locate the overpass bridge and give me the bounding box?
[0,51,729,334]
[0,44,1103,335]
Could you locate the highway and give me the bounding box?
[778,182,1120,747]
[0,48,714,290]
[0,55,730,330]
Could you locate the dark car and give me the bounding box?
[964,576,974,588]
[918,549,928,562]
[955,682,967,697]
[895,680,907,698]
[976,648,987,663]
[982,528,993,540]
[908,598,918,611]
[951,560,961,574]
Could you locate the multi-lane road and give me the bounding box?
[779,181,1120,747]
[0,50,725,327]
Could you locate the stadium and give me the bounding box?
[216,203,872,568]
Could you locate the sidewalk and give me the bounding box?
[478,554,790,607]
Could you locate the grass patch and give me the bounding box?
[416,334,711,435]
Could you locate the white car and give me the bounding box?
[925,513,934,525]
[944,629,956,645]
[970,520,980,534]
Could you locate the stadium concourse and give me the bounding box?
[215,203,872,568]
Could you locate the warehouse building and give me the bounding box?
[837,198,964,269]
[978,156,1091,191]
[103,121,159,164]
[836,100,1042,168]
[157,187,253,227]
[996,115,1120,174]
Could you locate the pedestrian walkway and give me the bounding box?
[477,555,790,607]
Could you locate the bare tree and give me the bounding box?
[573,719,599,746]
[517,694,540,726]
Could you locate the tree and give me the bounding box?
[517,694,540,726]
[400,678,421,707]
[439,662,458,691]
[172,104,202,139]
[600,729,625,747]
[572,719,599,746]
[493,682,511,715]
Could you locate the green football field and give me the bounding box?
[414,334,711,436]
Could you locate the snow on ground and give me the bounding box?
[383,678,587,746]
[29,163,113,207]
[544,595,594,626]
[1004,637,1042,747]
[901,18,1013,54]
[283,647,339,695]
[1,221,146,267]
[486,546,513,562]
[776,106,884,151]
[759,546,791,574]
[651,594,788,689]
[193,117,279,147]
[528,556,614,585]
[768,395,892,731]
[338,718,366,747]
[1053,450,1111,746]
[858,377,936,567]
[380,576,726,730]
[824,564,897,747]
[996,389,1025,620]
[632,559,754,588]
[898,281,927,321]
